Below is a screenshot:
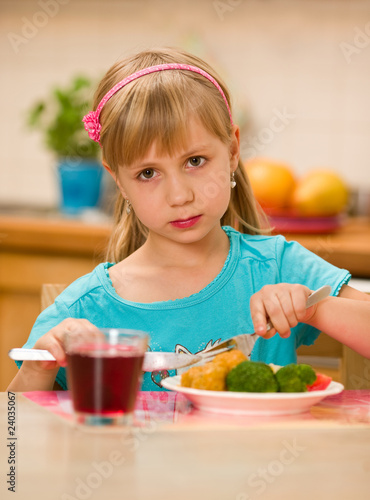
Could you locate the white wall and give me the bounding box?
[1,0,370,208]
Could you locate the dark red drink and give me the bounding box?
[67,344,144,416]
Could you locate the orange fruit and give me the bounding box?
[292,170,349,216]
[244,158,296,211]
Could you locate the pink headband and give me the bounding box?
[82,63,233,144]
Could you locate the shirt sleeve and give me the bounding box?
[275,235,351,347]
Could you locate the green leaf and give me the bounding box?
[26,74,99,159]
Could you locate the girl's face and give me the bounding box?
[113,119,240,244]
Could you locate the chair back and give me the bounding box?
[41,284,67,311]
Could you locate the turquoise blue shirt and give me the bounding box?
[17,227,351,391]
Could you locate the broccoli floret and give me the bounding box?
[226,361,278,393]
[296,364,317,386]
[275,363,317,392]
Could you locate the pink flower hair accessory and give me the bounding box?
[82,111,102,143]
[82,63,233,145]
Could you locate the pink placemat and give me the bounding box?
[23,391,74,421]
[22,390,191,426]
[312,390,370,424]
[22,390,370,429]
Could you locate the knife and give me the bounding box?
[8,349,201,372]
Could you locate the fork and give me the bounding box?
[197,285,332,362]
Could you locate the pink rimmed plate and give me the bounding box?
[161,375,344,416]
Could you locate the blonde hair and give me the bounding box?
[93,47,269,262]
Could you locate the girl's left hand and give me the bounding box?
[249,284,315,339]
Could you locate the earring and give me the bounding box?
[126,199,132,214]
[230,171,236,189]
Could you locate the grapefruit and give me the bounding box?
[244,158,296,211]
[292,170,348,216]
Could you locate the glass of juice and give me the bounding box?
[65,328,148,426]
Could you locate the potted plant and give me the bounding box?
[27,76,103,215]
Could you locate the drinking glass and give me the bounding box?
[65,328,148,426]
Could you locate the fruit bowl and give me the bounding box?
[264,209,347,234]
[244,159,349,230]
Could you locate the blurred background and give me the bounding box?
[1,0,370,212]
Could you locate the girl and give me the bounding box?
[8,47,370,392]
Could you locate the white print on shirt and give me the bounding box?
[150,339,223,388]
[174,339,224,374]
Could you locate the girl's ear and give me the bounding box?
[102,160,127,198]
[102,161,113,176]
[230,124,240,172]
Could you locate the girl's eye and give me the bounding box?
[139,168,156,180]
[187,156,206,168]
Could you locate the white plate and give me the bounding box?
[161,376,344,416]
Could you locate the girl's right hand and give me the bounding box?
[7,319,100,392]
[31,318,101,371]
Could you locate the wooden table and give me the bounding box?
[0,390,370,500]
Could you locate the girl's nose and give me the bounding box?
[165,173,194,206]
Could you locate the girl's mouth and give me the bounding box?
[170,215,202,229]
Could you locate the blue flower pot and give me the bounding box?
[57,158,103,215]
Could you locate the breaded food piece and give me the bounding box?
[181,349,247,391]
[181,362,228,391]
[212,349,247,373]
[181,365,204,388]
